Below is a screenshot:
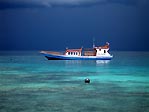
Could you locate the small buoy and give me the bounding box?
[85,78,90,83]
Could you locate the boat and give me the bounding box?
[40,42,113,60]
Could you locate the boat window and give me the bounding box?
[104,50,106,53]
[76,52,78,55]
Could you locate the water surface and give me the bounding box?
[0,51,149,112]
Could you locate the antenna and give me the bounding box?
[93,38,95,48]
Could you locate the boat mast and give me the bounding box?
[93,38,95,48]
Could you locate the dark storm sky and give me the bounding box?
[0,0,149,51]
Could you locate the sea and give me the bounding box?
[0,51,149,112]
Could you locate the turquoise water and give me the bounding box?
[0,51,149,112]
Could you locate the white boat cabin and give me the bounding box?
[95,42,111,57]
[65,48,82,56]
[65,42,111,57]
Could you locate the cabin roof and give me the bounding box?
[96,44,109,49]
[66,48,82,52]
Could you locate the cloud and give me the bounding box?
[0,0,107,9]
[0,0,148,9]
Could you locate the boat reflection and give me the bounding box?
[96,60,110,65]
[64,60,110,66]
[65,60,82,65]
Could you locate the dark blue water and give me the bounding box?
[0,51,149,112]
